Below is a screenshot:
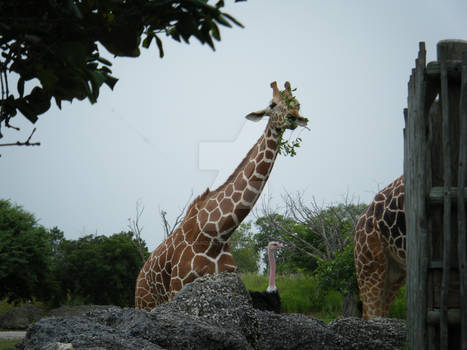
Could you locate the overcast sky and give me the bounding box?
[1,0,466,250]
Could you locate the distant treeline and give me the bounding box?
[0,199,148,307]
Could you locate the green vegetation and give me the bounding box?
[0,339,21,350]
[0,299,14,316]
[229,222,259,273]
[0,199,148,308]
[388,285,407,320]
[0,197,407,322]
[240,273,406,322]
[0,0,243,142]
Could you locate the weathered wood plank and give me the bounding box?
[426,61,463,82]
[427,309,461,325]
[458,51,467,350]
[429,186,467,203]
[406,41,428,350]
[439,49,452,350]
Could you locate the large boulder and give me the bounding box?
[0,305,44,330]
[329,317,407,350]
[16,273,407,350]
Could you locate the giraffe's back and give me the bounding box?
[373,176,406,266]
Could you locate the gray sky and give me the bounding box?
[1,0,466,250]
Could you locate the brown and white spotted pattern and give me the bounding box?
[353,176,406,320]
[135,81,308,311]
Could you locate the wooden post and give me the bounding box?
[439,42,453,350]
[405,42,428,350]
[458,51,467,350]
[405,39,467,350]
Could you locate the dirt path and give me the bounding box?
[0,331,26,340]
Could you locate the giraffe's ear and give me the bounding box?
[245,109,266,122]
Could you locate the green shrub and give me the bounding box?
[240,273,324,314]
[0,299,14,315]
[0,339,21,349]
[322,290,343,314]
[388,285,406,320]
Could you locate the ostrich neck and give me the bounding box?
[267,246,277,292]
[198,121,281,242]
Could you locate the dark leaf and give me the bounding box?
[210,22,221,41]
[154,34,164,58]
[142,34,153,49]
[221,13,244,28]
[17,78,25,98]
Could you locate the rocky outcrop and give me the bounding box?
[16,273,407,350]
[0,305,44,330]
[329,317,407,350]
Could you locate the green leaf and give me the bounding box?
[103,75,118,90]
[155,34,164,58]
[210,22,221,41]
[36,67,59,91]
[17,78,25,98]
[96,56,112,66]
[222,12,244,28]
[214,14,232,28]
[142,34,153,49]
[54,96,62,109]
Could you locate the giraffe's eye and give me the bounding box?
[269,102,277,108]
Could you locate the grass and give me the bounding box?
[240,273,407,323]
[240,272,340,319]
[0,300,15,316]
[388,285,406,319]
[0,339,21,350]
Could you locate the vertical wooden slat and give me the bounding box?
[406,42,428,350]
[439,56,452,350]
[458,51,467,350]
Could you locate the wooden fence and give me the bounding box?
[404,39,467,350]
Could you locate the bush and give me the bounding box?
[388,285,406,320]
[240,273,330,315]
[322,290,343,314]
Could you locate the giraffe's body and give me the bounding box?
[353,176,406,320]
[135,82,308,311]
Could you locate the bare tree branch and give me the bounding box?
[0,128,40,147]
[160,190,193,238]
[128,199,147,264]
[259,190,364,263]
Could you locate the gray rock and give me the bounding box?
[41,343,74,350]
[0,305,44,330]
[256,312,352,350]
[328,317,407,350]
[46,305,113,318]
[16,273,408,350]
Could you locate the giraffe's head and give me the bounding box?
[246,81,308,131]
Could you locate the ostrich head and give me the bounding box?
[268,241,284,251]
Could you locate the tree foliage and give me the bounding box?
[229,222,259,273]
[255,214,317,273]
[255,195,366,315]
[53,232,148,306]
[0,199,54,304]
[0,199,149,307]
[0,0,243,139]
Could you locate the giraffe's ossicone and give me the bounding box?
[353,176,406,320]
[135,81,308,311]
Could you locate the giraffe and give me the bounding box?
[353,175,406,320]
[135,81,308,311]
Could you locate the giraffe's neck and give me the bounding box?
[197,121,281,242]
